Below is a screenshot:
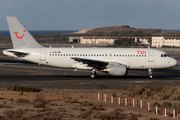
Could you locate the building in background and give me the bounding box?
[152,37,180,47]
[69,37,115,45]
[69,37,150,45]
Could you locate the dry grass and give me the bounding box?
[0,86,178,119]
[33,94,46,108]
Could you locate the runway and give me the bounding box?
[0,57,180,90]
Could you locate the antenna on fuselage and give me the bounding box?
[148,46,150,49]
[71,45,74,48]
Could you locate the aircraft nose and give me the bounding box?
[171,58,178,66]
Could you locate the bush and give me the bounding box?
[153,85,177,100]
[155,86,164,92]
[127,86,134,97]
[154,102,161,107]
[80,101,93,106]
[141,90,152,99]
[162,102,172,108]
[142,86,152,92]
[42,115,62,120]
[111,91,118,97]
[134,85,143,95]
[129,114,138,120]
[8,86,42,92]
[16,98,31,104]
[171,93,180,100]
[171,103,180,112]
[3,109,23,118]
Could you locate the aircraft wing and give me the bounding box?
[71,57,108,69]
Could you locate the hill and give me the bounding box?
[75,25,172,36]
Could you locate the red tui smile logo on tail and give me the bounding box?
[14,30,26,39]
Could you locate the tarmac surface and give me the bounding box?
[0,57,180,90]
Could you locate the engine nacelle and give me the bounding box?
[107,64,127,76]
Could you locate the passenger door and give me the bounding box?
[148,51,154,62]
[40,50,46,61]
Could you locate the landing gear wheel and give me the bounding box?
[150,75,153,79]
[90,73,96,79]
[148,69,153,79]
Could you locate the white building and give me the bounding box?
[152,36,180,47]
[69,36,151,45]
[69,37,115,45]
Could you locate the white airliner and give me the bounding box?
[3,17,177,78]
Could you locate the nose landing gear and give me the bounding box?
[148,69,153,78]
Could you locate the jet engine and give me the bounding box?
[107,64,127,76]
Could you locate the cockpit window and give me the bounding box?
[161,54,170,57]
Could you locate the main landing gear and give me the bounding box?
[148,69,153,78]
[90,69,97,79]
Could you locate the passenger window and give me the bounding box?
[69,54,71,56]
[52,54,54,56]
[50,54,51,56]
[99,54,101,56]
[164,54,167,57]
[80,54,82,56]
[139,55,141,57]
[161,54,163,57]
[136,55,138,57]
[145,55,146,57]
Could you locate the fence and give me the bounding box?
[98,93,179,119]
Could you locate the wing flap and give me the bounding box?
[71,57,108,69]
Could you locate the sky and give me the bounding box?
[0,0,180,30]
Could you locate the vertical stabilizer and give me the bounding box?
[6,16,43,49]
